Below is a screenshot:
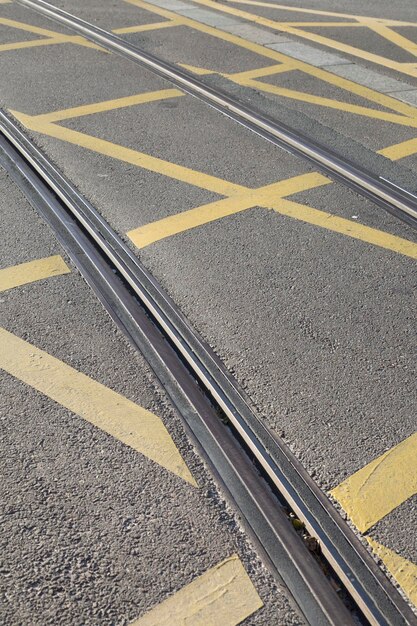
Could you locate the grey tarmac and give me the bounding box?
[1,0,417,618]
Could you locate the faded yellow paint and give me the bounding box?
[34,89,184,123]
[331,433,417,533]
[367,538,417,607]
[0,328,196,485]
[131,555,262,625]
[128,173,330,247]
[379,137,417,160]
[113,20,179,34]
[0,255,70,292]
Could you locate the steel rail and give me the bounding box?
[16,0,417,230]
[2,107,417,625]
[1,111,356,626]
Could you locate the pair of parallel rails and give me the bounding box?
[1,1,417,624]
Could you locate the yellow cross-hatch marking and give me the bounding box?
[331,432,417,533]
[212,0,417,23]
[331,433,417,607]
[0,16,105,52]
[379,138,417,161]
[198,0,417,79]
[0,328,196,486]
[10,102,417,259]
[113,20,180,35]
[366,538,417,607]
[131,555,262,625]
[125,0,417,125]
[0,255,70,292]
[33,89,184,124]
[127,174,331,247]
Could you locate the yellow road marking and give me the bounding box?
[13,107,417,258]
[187,0,417,80]
[236,77,417,128]
[0,17,104,51]
[331,432,417,533]
[379,138,417,160]
[221,0,414,23]
[0,37,71,53]
[128,173,329,247]
[12,111,244,197]
[272,22,370,28]
[225,62,296,80]
[131,555,262,625]
[272,198,417,259]
[364,22,417,59]
[126,0,417,123]
[0,16,70,38]
[113,19,179,34]
[367,538,417,607]
[0,327,196,486]
[0,255,70,292]
[179,63,216,75]
[34,89,184,123]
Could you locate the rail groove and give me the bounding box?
[15,0,417,231]
[1,105,417,626]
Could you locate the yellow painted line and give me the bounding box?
[0,37,70,53]
[225,62,296,80]
[274,198,417,259]
[131,555,262,625]
[0,327,196,486]
[331,432,417,533]
[218,0,364,20]
[12,111,244,197]
[33,89,184,123]
[0,255,70,292]
[127,173,330,247]
[0,17,104,51]
[13,108,417,259]
[226,0,417,28]
[273,22,368,28]
[113,20,179,34]
[186,0,417,80]
[179,63,216,75]
[363,22,417,58]
[238,77,417,128]
[126,0,417,122]
[367,538,417,607]
[378,138,417,160]
[0,16,69,38]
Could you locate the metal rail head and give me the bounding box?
[15,0,417,230]
[5,3,417,622]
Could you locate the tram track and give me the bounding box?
[1,102,417,625]
[13,0,417,232]
[2,1,417,623]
